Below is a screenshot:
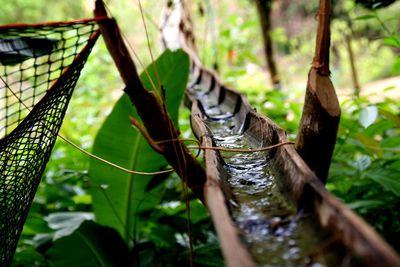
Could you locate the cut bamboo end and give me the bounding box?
[308,68,340,117]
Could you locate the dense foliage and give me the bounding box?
[0,0,398,266]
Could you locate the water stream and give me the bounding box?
[189,83,335,267]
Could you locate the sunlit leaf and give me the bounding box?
[45,212,94,240]
[353,14,376,20]
[383,36,400,48]
[72,194,92,205]
[359,105,378,128]
[391,57,400,74]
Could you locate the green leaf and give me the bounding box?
[88,49,189,241]
[379,108,400,128]
[359,106,378,128]
[380,136,400,150]
[353,14,376,20]
[22,212,51,235]
[354,133,383,157]
[391,57,400,75]
[12,247,46,267]
[140,49,189,127]
[367,169,400,196]
[180,244,224,267]
[363,119,395,137]
[348,200,385,210]
[383,36,400,48]
[46,221,129,267]
[184,200,209,224]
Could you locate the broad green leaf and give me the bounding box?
[359,106,378,128]
[46,221,129,267]
[88,49,189,241]
[140,49,189,127]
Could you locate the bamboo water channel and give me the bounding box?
[186,66,366,267]
[187,72,338,266]
[161,1,400,266]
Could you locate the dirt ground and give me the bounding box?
[337,75,400,103]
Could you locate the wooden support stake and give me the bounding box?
[94,0,206,201]
[295,0,340,184]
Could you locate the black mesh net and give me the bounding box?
[0,18,102,265]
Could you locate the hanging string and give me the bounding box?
[0,75,174,176]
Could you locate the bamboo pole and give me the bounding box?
[295,0,340,184]
[93,0,206,201]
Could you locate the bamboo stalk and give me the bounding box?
[295,0,340,184]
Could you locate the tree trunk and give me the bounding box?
[255,0,281,89]
[295,0,340,184]
[345,34,361,98]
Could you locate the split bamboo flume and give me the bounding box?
[161,1,400,267]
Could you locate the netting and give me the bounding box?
[0,18,102,265]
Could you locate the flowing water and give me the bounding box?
[189,83,336,267]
